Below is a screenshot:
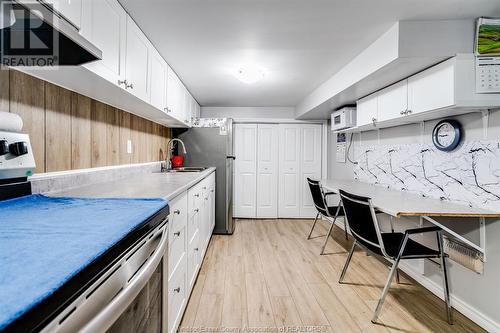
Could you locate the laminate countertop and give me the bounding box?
[52,167,216,200]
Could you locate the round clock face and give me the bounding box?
[432,120,462,152]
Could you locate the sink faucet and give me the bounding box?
[162,138,187,172]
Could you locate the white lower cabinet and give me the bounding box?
[233,123,322,219]
[168,172,215,333]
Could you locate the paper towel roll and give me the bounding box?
[0,112,23,133]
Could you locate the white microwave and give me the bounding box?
[331,106,356,131]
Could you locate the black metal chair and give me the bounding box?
[338,189,453,325]
[306,178,347,255]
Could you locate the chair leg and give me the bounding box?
[339,240,356,283]
[372,235,409,323]
[320,219,335,255]
[307,212,320,239]
[437,231,454,324]
[320,205,342,254]
[343,217,348,240]
[396,269,401,284]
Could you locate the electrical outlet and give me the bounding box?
[127,140,133,154]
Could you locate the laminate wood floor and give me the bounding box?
[179,219,484,333]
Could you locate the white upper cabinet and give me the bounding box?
[46,0,82,29]
[377,80,408,121]
[149,47,167,111]
[81,0,126,85]
[357,93,378,127]
[407,60,455,115]
[166,66,183,120]
[125,16,150,102]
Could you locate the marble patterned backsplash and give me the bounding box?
[353,140,500,211]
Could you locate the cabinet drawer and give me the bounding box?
[169,193,188,239]
[187,208,199,244]
[188,184,202,213]
[187,231,200,291]
[168,223,186,278]
[168,256,186,333]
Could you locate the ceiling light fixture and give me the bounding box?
[234,64,266,84]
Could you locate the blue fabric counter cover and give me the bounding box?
[0,194,168,330]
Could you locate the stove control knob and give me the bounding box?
[0,140,8,155]
[9,142,28,156]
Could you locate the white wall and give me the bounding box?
[201,107,296,120]
[328,109,500,331]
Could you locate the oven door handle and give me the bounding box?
[80,223,168,333]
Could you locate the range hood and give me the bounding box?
[0,1,101,66]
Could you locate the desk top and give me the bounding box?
[321,178,500,218]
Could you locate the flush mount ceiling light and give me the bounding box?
[234,64,266,84]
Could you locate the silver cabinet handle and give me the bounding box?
[174,210,180,215]
[211,189,214,193]
[125,82,134,89]
[194,194,200,197]
[400,110,405,115]
[173,287,181,293]
[205,197,208,201]
[194,248,199,251]
[194,208,199,213]
[406,110,412,115]
[202,186,207,190]
[372,117,377,122]
[117,79,127,86]
[174,231,181,237]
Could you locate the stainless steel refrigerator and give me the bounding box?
[178,118,234,234]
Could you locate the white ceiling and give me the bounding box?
[119,0,500,107]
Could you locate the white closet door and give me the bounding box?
[299,124,322,218]
[256,124,279,218]
[233,124,257,217]
[278,124,301,218]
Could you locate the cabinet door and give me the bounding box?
[209,174,215,236]
[299,125,322,218]
[125,16,150,102]
[408,60,455,115]
[166,66,178,117]
[278,124,301,218]
[377,80,408,122]
[149,47,167,111]
[357,93,378,127]
[233,124,257,218]
[81,0,126,85]
[166,67,184,121]
[47,0,82,29]
[256,124,279,218]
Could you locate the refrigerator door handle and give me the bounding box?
[226,156,236,160]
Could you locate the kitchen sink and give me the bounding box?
[165,167,208,173]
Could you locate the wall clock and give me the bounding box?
[432,119,462,152]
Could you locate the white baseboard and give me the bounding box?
[326,217,500,332]
[398,262,500,332]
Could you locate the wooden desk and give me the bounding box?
[321,178,500,255]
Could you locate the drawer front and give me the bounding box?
[169,193,188,240]
[168,256,186,333]
[168,222,186,278]
[187,230,200,291]
[188,183,202,213]
[187,208,199,244]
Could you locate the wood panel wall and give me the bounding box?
[0,68,171,173]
